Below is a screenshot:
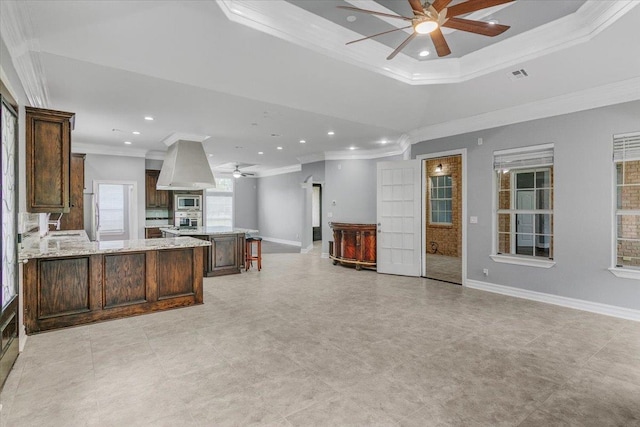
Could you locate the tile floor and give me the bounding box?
[1,249,639,426]
[425,253,462,284]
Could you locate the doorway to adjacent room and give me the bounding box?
[419,151,466,285]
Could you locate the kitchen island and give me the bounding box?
[161,226,257,276]
[20,231,210,334]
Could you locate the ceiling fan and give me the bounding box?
[338,0,514,59]
[232,165,255,178]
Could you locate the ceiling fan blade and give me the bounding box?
[446,0,515,17]
[407,0,424,15]
[337,5,413,21]
[387,32,417,60]
[431,0,453,12]
[443,17,510,36]
[429,28,451,57]
[346,26,413,45]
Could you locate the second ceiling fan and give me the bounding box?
[338,0,514,60]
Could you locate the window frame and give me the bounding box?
[429,175,453,226]
[491,144,556,269]
[610,131,640,279]
[205,176,234,228]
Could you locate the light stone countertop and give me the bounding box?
[19,230,211,261]
[160,226,258,236]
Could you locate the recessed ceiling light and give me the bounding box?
[381,140,388,144]
[208,154,213,157]
[413,73,421,76]
[144,116,154,121]
[132,131,140,135]
[349,146,356,150]
[327,131,335,136]
[124,141,132,145]
[419,50,430,57]
[277,146,283,150]
[258,151,264,155]
[346,15,357,22]
[299,139,306,144]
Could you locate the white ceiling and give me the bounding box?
[1,0,639,174]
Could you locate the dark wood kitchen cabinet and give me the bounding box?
[145,227,163,239]
[59,153,85,230]
[25,107,75,213]
[22,246,205,334]
[145,169,171,209]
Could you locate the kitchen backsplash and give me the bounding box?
[145,208,170,220]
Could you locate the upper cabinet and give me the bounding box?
[59,153,85,230]
[26,107,75,213]
[145,170,171,209]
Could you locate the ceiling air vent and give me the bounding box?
[509,68,529,81]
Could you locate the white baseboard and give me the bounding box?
[300,243,314,253]
[465,279,640,322]
[321,252,330,259]
[261,236,302,247]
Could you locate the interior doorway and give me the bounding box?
[94,181,137,241]
[312,184,322,241]
[419,151,466,285]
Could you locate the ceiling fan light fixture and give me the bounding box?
[232,168,242,178]
[414,19,438,34]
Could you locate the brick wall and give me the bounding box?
[426,156,461,257]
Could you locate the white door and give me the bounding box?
[377,160,422,276]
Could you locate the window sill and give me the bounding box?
[490,254,556,268]
[609,267,640,280]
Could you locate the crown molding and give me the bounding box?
[297,152,325,165]
[145,150,166,160]
[255,164,301,178]
[217,0,638,85]
[161,132,210,146]
[409,76,640,144]
[0,0,49,107]
[73,142,149,158]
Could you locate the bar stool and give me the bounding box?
[245,237,262,271]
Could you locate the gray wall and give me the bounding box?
[234,177,258,230]
[321,156,403,254]
[84,154,146,239]
[257,171,303,243]
[412,99,640,311]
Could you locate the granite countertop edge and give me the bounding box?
[19,236,211,261]
[160,227,259,236]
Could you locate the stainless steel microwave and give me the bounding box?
[174,194,202,211]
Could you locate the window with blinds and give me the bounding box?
[613,132,640,269]
[494,144,554,259]
[205,177,233,228]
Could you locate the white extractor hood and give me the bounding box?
[157,140,216,190]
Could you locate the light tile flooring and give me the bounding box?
[2,250,640,426]
[425,253,462,284]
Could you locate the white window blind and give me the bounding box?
[494,144,554,171]
[613,132,640,162]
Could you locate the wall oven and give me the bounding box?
[175,211,201,228]
[175,194,202,211]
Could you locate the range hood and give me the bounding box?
[157,140,216,190]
